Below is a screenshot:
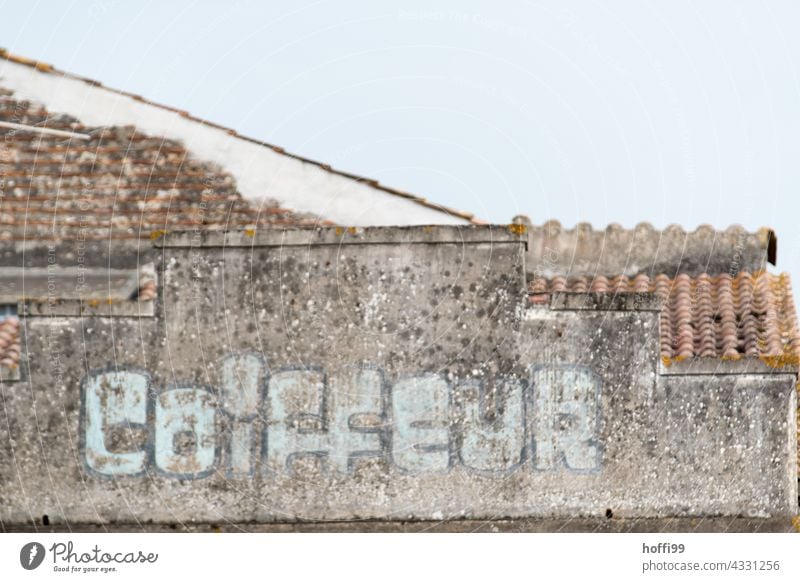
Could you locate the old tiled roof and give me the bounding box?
[0,49,483,225]
[529,271,800,364]
[0,87,323,240]
[0,316,20,369]
[520,218,775,278]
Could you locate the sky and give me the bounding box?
[3,0,800,274]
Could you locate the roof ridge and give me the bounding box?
[0,48,484,225]
[522,219,777,276]
[534,219,773,237]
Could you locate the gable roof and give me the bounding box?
[0,49,482,227]
[0,86,321,240]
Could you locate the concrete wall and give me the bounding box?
[0,226,796,527]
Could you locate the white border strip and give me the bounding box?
[0,120,90,140]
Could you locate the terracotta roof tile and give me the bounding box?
[528,272,800,364]
[0,316,20,369]
[136,277,157,302]
[522,218,775,277]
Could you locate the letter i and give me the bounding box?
[220,353,265,477]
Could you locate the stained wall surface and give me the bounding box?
[0,226,796,527]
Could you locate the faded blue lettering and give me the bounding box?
[392,375,450,473]
[155,387,217,478]
[83,371,148,476]
[265,367,384,473]
[220,353,264,477]
[79,357,604,480]
[459,378,525,473]
[531,366,601,472]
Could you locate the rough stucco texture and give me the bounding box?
[0,226,796,526]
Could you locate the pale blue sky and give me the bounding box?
[3,0,800,272]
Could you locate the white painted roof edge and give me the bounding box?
[0,55,477,227]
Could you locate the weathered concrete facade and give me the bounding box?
[0,225,796,530]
